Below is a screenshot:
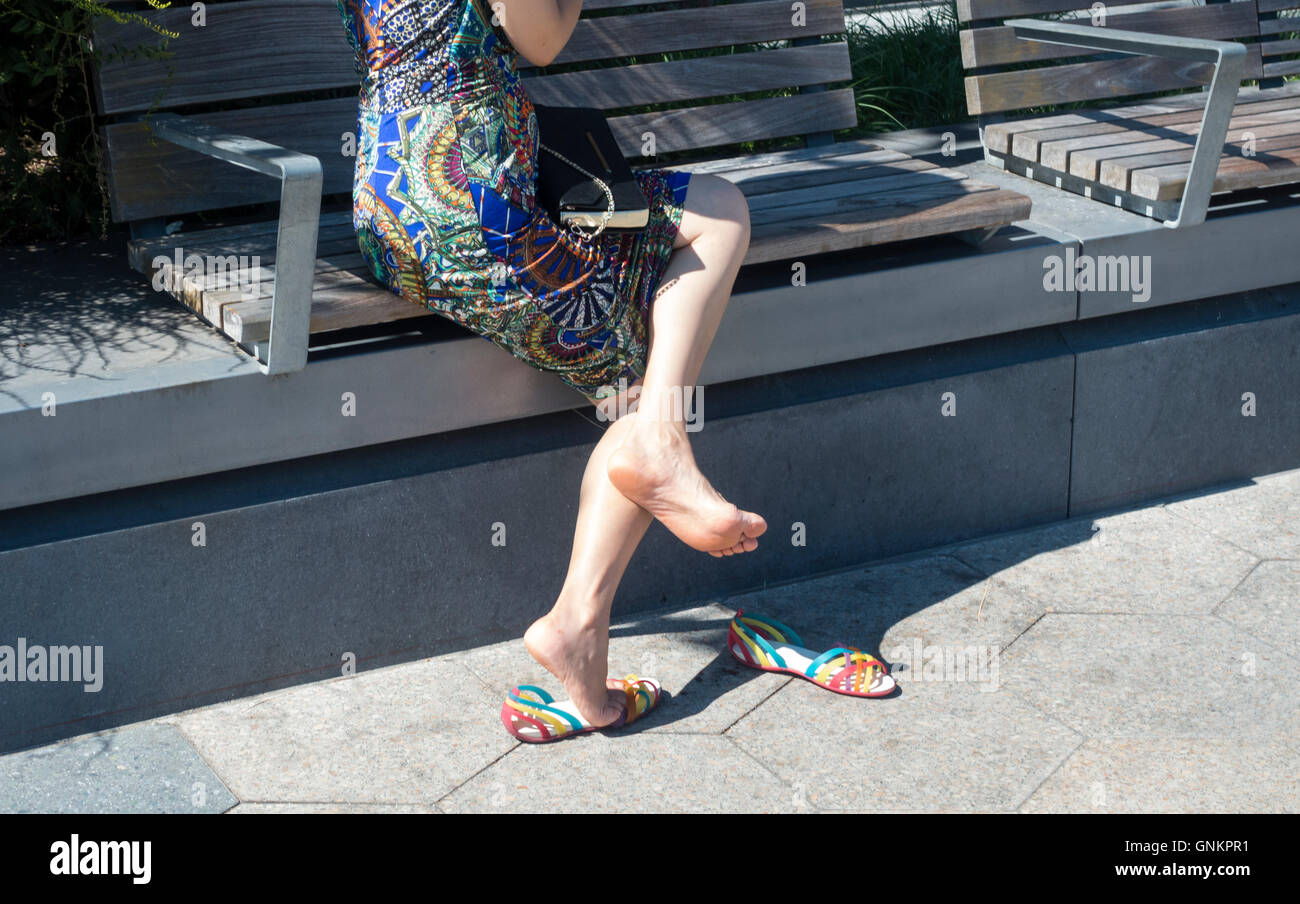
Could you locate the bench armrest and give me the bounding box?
[146,113,323,374]
[1005,19,1248,228]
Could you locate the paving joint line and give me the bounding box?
[720,677,793,734]
[435,739,521,808]
[721,733,797,806]
[1209,556,1267,615]
[1008,731,1087,813]
[169,719,246,808]
[1159,498,1274,562]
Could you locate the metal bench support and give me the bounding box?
[1005,19,1247,228]
[146,114,323,374]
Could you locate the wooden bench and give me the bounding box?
[960,0,1300,227]
[92,0,1031,375]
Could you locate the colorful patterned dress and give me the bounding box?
[336,0,692,403]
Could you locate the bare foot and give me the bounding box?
[523,613,628,728]
[607,414,766,555]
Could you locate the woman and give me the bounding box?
[338,0,766,732]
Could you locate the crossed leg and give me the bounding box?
[524,173,768,727]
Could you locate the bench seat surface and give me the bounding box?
[984,83,1300,203]
[127,139,1032,347]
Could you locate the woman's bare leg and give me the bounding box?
[523,413,655,727]
[607,173,767,556]
[523,174,763,725]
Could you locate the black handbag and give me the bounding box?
[532,103,649,238]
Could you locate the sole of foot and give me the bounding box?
[607,420,766,555]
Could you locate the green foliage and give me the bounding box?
[841,2,968,135]
[0,0,176,245]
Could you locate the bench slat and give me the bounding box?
[966,46,1263,116]
[1130,144,1300,200]
[1057,111,1300,179]
[956,0,1086,23]
[1011,97,1300,165]
[960,4,1258,69]
[556,0,847,64]
[1101,132,1300,191]
[104,88,858,221]
[1263,59,1300,78]
[525,42,851,109]
[1260,37,1300,57]
[748,186,1032,261]
[985,83,1300,199]
[94,0,848,114]
[608,89,858,156]
[981,83,1300,153]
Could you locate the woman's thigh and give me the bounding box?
[672,172,750,250]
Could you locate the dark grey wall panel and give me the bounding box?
[1063,283,1300,513]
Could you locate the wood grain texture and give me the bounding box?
[1101,131,1300,190]
[960,4,1258,69]
[986,82,1300,200]
[965,46,1263,115]
[1011,97,1300,165]
[1260,37,1300,57]
[524,42,852,109]
[103,87,858,221]
[606,89,859,157]
[956,0,1089,24]
[981,82,1300,153]
[555,0,848,63]
[94,0,848,114]
[1130,143,1300,199]
[1061,111,1300,179]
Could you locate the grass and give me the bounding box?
[841,1,968,135]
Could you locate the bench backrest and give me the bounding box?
[93,0,856,225]
[958,0,1268,117]
[1260,0,1300,80]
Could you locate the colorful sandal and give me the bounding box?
[500,675,662,743]
[727,610,896,697]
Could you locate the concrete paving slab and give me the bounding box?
[1000,613,1300,740]
[727,678,1081,812]
[439,733,793,813]
[1164,469,1300,560]
[950,506,1258,615]
[173,655,512,805]
[1020,737,1300,813]
[1214,560,1300,663]
[0,722,236,813]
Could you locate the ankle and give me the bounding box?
[633,384,697,426]
[546,594,609,635]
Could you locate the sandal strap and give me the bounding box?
[504,685,585,735]
[735,610,804,647]
[806,647,886,687]
[614,674,658,724]
[730,611,800,668]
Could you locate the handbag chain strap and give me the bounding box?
[538,140,615,240]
